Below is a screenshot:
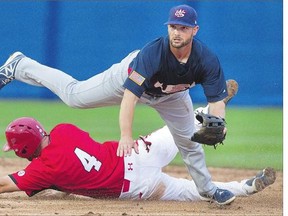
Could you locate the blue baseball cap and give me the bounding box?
[164,5,198,27]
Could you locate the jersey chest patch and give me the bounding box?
[154,81,195,94]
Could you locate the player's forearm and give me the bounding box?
[119,89,139,138]
[117,89,139,156]
[208,101,226,119]
[0,176,20,194]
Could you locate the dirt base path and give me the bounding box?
[0,158,283,216]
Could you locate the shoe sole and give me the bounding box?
[223,79,239,105]
[215,195,236,205]
[200,194,236,205]
[254,167,276,192]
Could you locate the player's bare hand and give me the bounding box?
[117,136,139,157]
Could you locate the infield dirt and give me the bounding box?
[0,158,283,216]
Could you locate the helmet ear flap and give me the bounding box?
[4,117,46,160]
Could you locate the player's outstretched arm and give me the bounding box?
[0,176,20,194]
[118,89,140,157]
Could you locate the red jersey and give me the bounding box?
[9,124,125,198]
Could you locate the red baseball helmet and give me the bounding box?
[3,117,47,160]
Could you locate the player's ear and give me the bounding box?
[192,25,199,36]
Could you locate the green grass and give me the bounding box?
[173,107,283,170]
[0,100,283,171]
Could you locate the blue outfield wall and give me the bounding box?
[0,1,283,106]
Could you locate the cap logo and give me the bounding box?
[175,9,186,18]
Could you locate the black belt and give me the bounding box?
[145,91,167,98]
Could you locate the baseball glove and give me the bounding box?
[191,112,226,149]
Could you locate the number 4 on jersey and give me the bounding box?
[74,148,102,172]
